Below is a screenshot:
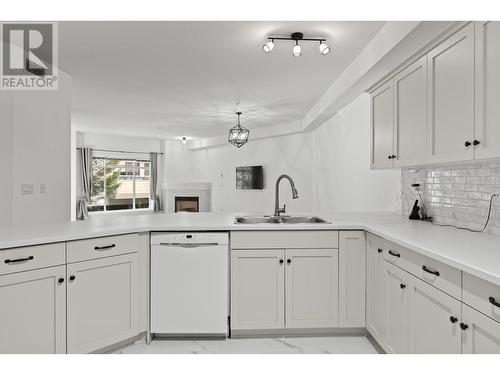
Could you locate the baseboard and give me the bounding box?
[230,327,368,338]
[97,332,147,354]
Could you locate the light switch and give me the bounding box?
[21,184,34,195]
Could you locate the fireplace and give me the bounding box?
[175,196,199,213]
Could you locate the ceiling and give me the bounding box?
[59,21,385,140]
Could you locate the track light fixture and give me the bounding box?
[263,32,330,56]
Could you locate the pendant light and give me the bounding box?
[228,112,250,148]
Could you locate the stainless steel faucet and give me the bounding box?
[274,174,299,216]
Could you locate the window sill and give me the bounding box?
[88,208,154,217]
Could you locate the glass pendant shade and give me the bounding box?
[292,42,301,57]
[228,112,250,148]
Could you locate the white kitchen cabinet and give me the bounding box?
[462,304,500,354]
[231,250,285,330]
[393,56,428,167]
[408,274,462,354]
[339,231,365,327]
[427,23,475,164]
[366,234,387,345]
[371,81,395,169]
[285,249,339,328]
[66,253,139,353]
[0,265,66,354]
[385,261,409,354]
[474,21,500,160]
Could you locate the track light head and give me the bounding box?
[263,39,274,53]
[319,41,330,55]
[181,137,187,145]
[292,41,301,57]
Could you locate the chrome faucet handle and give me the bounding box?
[276,205,286,216]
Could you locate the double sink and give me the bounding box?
[235,215,329,224]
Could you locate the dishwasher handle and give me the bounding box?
[158,242,220,248]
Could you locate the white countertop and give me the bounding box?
[0,211,499,286]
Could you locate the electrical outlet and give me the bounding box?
[21,184,34,195]
[40,184,47,194]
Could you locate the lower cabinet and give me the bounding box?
[385,261,409,354]
[0,265,67,354]
[462,304,500,354]
[231,248,338,331]
[66,253,139,353]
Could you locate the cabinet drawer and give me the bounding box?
[230,230,338,249]
[0,243,65,275]
[67,233,139,263]
[463,273,500,324]
[384,240,461,299]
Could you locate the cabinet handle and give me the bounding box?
[489,297,500,308]
[279,259,284,264]
[387,155,396,160]
[460,322,469,331]
[464,141,472,147]
[58,277,65,284]
[473,140,480,146]
[69,275,76,281]
[400,283,406,289]
[422,265,440,277]
[377,248,383,253]
[450,316,458,324]
[388,250,400,258]
[287,259,291,264]
[4,255,34,264]
[94,244,116,251]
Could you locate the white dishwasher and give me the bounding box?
[151,232,229,337]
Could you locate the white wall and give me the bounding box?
[313,93,401,213]
[186,133,315,214]
[0,93,13,226]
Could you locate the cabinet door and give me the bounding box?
[0,266,66,354]
[408,274,461,353]
[371,81,395,169]
[339,231,365,327]
[366,235,387,345]
[67,253,139,353]
[385,261,409,353]
[230,250,285,330]
[285,249,338,328]
[394,56,428,167]
[427,23,475,163]
[462,304,500,354]
[474,21,500,160]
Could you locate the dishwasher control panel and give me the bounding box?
[151,232,229,245]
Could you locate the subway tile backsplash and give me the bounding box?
[401,160,500,236]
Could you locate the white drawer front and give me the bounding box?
[0,243,65,276]
[67,233,139,263]
[383,240,461,299]
[463,272,500,324]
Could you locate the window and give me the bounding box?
[89,158,151,212]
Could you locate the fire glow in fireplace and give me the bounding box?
[175,196,199,213]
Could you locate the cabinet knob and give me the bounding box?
[69,275,76,281]
[473,140,480,146]
[450,316,458,324]
[279,259,284,264]
[400,283,406,289]
[287,259,291,264]
[58,277,65,284]
[377,248,383,253]
[460,322,469,331]
[464,141,472,147]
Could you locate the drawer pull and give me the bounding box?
[489,297,500,308]
[4,255,34,264]
[422,265,440,277]
[94,244,116,251]
[388,250,400,258]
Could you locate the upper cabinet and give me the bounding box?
[427,23,475,164]
[370,21,500,169]
[474,21,500,159]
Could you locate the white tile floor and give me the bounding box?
[112,336,380,354]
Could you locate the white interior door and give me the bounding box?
[366,235,387,345]
[474,21,500,160]
[385,261,409,353]
[67,253,139,353]
[0,266,66,354]
[427,23,475,163]
[394,56,428,167]
[371,81,395,169]
[285,249,339,328]
[462,304,500,354]
[230,250,285,330]
[408,274,462,353]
